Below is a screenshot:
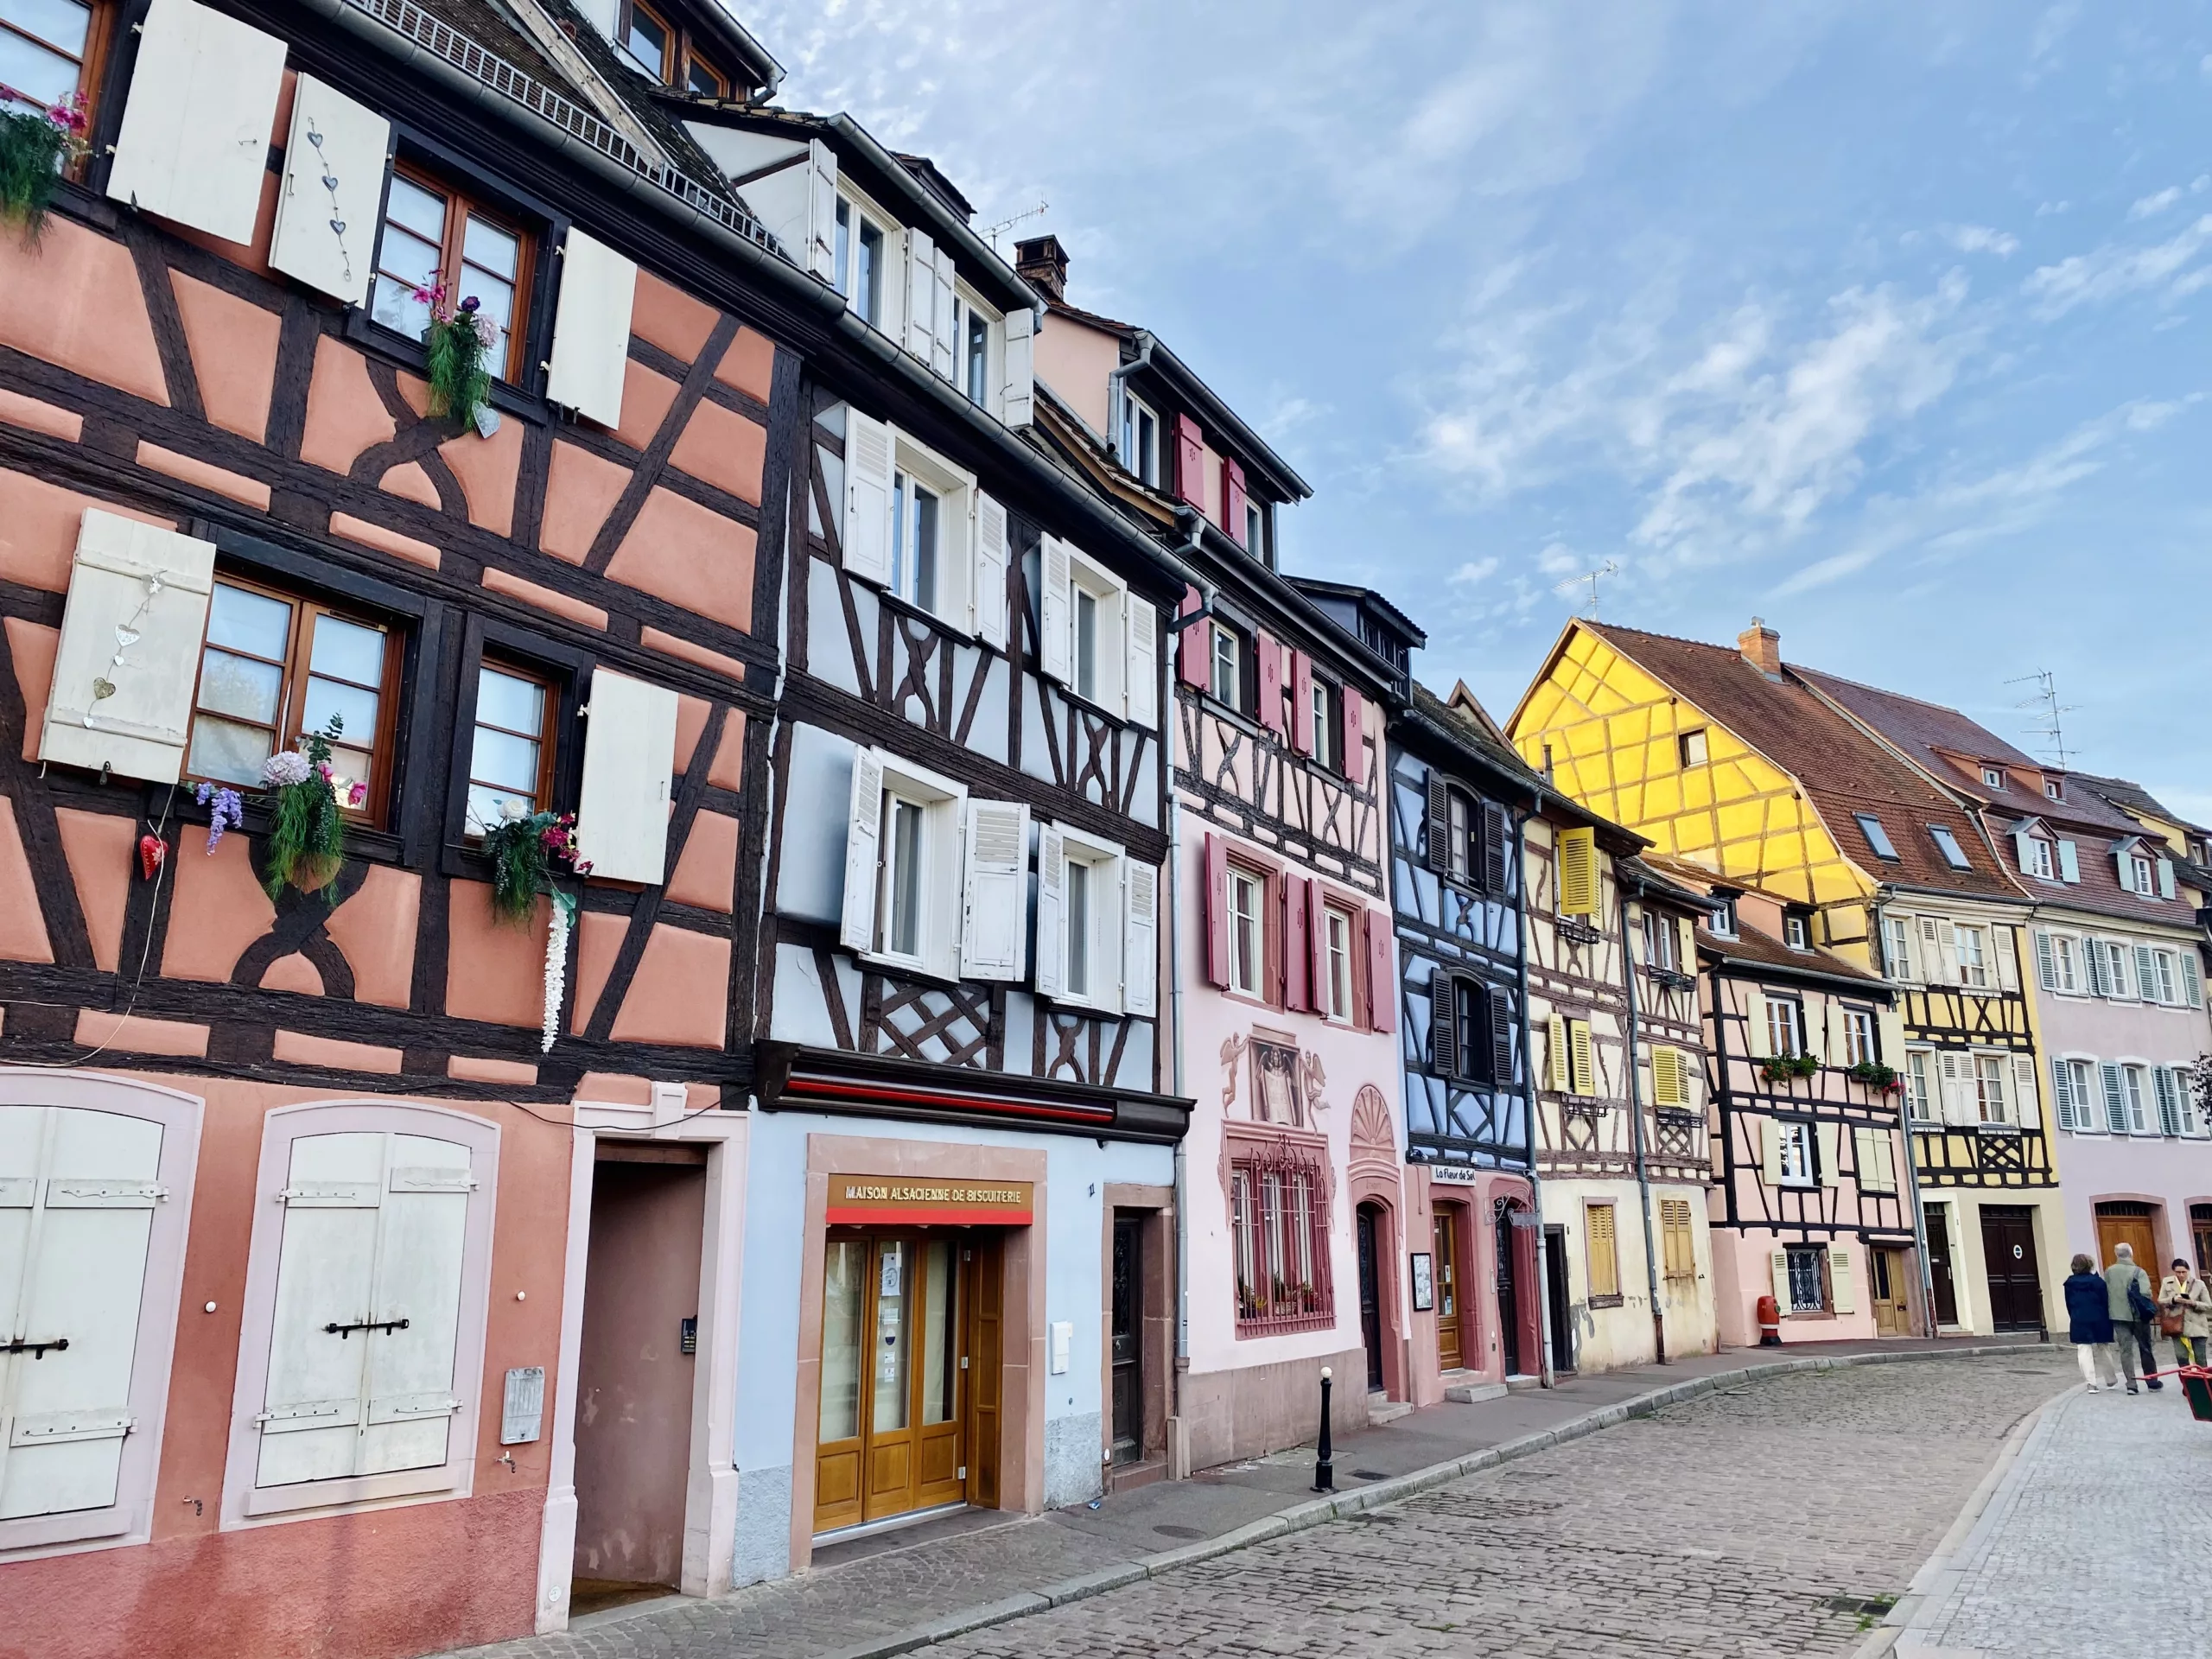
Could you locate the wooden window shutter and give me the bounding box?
[1743,988,1769,1058]
[1827,1249,1855,1315]
[839,747,886,952]
[1567,1019,1594,1096]
[1176,586,1209,688]
[40,511,217,784]
[546,231,639,429]
[970,494,1008,651]
[2049,1056,2077,1131]
[1283,877,1312,1014]
[1875,1132,1897,1193]
[1038,536,1073,683]
[1001,307,1036,426]
[958,798,1030,982]
[1939,1053,1976,1127]
[1124,594,1159,728]
[842,411,896,583]
[1851,1126,1873,1188]
[904,229,938,360]
[106,0,287,245]
[930,251,957,379]
[1545,1013,1568,1091]
[804,140,840,279]
[1916,917,1948,983]
[1033,824,1067,1000]
[1341,683,1366,785]
[1484,803,1510,894]
[1306,881,1328,1016]
[2182,952,2203,1008]
[2034,931,2057,991]
[2134,944,2159,1001]
[1650,1046,1680,1107]
[2010,1053,2039,1131]
[1769,1249,1791,1308]
[1255,632,1286,736]
[1224,460,1249,545]
[1424,772,1451,874]
[2082,939,2107,997]
[1759,1120,1783,1185]
[576,671,677,884]
[1172,414,1205,506]
[1677,915,1696,975]
[2056,838,2080,882]
[1490,986,1515,1084]
[1289,651,1315,755]
[1429,968,1457,1078]
[1557,827,1598,917]
[1203,833,1230,988]
[1815,1122,1840,1187]
[1365,909,1396,1033]
[1122,858,1160,1017]
[270,74,391,308]
[2158,857,2177,899]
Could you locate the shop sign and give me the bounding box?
[1428,1163,1483,1185]
[827,1175,1035,1226]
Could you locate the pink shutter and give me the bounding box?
[1256,632,1286,735]
[1365,907,1396,1033]
[1307,880,1328,1014]
[1173,414,1205,506]
[1284,875,1311,1013]
[1289,651,1315,755]
[1177,584,1209,688]
[1341,683,1367,785]
[1204,833,1230,988]
[1225,460,1249,545]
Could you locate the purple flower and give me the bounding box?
[459,295,480,313]
[195,782,245,851]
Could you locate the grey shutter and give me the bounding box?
[2154,1066,2183,1136]
[1429,968,1457,1079]
[2182,952,2203,1008]
[1425,772,1450,873]
[2034,931,2056,991]
[1482,802,1510,893]
[2135,944,2160,1002]
[2057,839,2081,882]
[2012,829,2036,874]
[2050,1057,2075,1130]
[2158,857,2177,899]
[2101,1062,2128,1133]
[1491,985,1516,1084]
[2083,940,2107,996]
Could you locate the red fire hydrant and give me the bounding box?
[1757,1294,1782,1346]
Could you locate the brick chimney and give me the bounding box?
[1738,617,1781,678]
[1014,233,1068,304]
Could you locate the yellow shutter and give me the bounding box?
[1546,1013,1569,1091]
[1759,1118,1784,1185]
[1558,827,1599,917]
[1568,1020,1595,1096]
[1586,1204,1619,1298]
[1652,1045,1683,1107]
[1829,1248,1856,1315]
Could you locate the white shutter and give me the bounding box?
[1033,824,1066,1000]
[1994,928,2020,992]
[2158,857,2177,900]
[968,493,1008,649]
[269,74,390,308]
[1124,594,1159,729]
[805,139,840,280]
[930,254,957,379]
[1039,536,1072,684]
[839,747,885,953]
[574,671,677,885]
[0,1106,163,1521]
[1744,988,1769,1058]
[1939,1053,1975,1125]
[1828,1249,1855,1315]
[2034,931,2056,991]
[1759,1119,1783,1185]
[904,230,937,361]
[2012,829,2035,874]
[2100,1063,2128,1134]
[40,511,216,784]
[2114,848,2133,890]
[105,0,286,245]
[1770,1249,1791,1308]
[2134,944,2159,1003]
[1877,1007,1906,1070]
[1936,919,1960,983]
[1876,1132,1897,1193]
[2010,1054,2039,1132]
[358,1136,471,1476]
[1916,917,1944,982]
[545,230,638,429]
[1815,1122,1840,1187]
[842,412,895,584]
[2056,838,2080,882]
[1123,859,1159,1018]
[958,799,1029,982]
[1001,307,1035,426]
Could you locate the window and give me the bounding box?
[2152,950,2180,1005]
[880,796,925,961]
[1929,825,1973,870]
[855,216,885,327]
[1777,1120,1816,1186]
[2096,939,2131,999]
[685,49,728,98]
[622,0,673,77]
[1844,1007,1875,1066]
[187,575,397,823]
[890,470,941,612]
[1442,977,1499,1084]
[1710,897,1738,938]
[1766,996,1803,1058]
[2053,1057,2099,1132]
[1245,500,1265,558]
[842,747,968,982]
[1311,677,1340,772]
[1048,828,1128,1009]
[1882,915,1914,980]
[1546,1014,1597,1096]
[1227,864,1263,997]
[1974,1054,2009,1124]
[1057,544,1136,715]
[1210,621,1246,712]
[1230,1151,1333,1332]
[1783,914,1810,951]
[2132,855,2156,896]
[848,423,976,631]
[2023,837,2054,880]
[1678,728,1708,767]
[463,663,555,833]
[1643,909,1675,971]
[1322,904,1355,1022]
[2044,779,2063,801]
[1660,1198,1696,1280]
[2052,934,2079,992]
[1444,789,1473,885]
[1585,1204,1621,1300]
[2,0,101,114]
[1954,924,1989,989]
[370,167,531,381]
[1906,1051,1936,1121]
[1855,813,1899,861]
[1784,1244,1827,1313]
[964,304,990,406]
[1120,393,1160,486]
[1982,766,2006,791]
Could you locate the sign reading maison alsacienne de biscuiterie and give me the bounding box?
[825,1176,1037,1226]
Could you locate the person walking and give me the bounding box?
[2065,1254,2120,1391]
[2104,1243,2160,1394]
[2157,1257,2210,1370]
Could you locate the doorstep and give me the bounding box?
[1108,1456,1168,1494]
[1504,1372,1545,1393]
[1367,1392,1414,1427]
[1441,1370,1508,1404]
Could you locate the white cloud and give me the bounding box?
[1946,225,2019,256]
[2024,214,2212,315]
[1450,556,1501,585]
[2128,187,2184,219]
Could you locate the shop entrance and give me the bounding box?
[1869,1246,1914,1337]
[814,1230,1000,1536]
[1433,1207,1464,1371]
[1356,1204,1386,1391]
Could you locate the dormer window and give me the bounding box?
[1929,825,1973,870]
[2044,779,2063,802]
[1121,393,1160,487]
[1783,913,1810,951]
[1982,766,2006,791]
[1709,898,1738,938]
[2132,855,2156,897]
[686,50,728,98]
[623,1,673,78]
[2023,836,2054,880]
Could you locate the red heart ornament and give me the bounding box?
[138,832,165,880]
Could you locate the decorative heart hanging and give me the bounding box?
[92,677,116,701]
[138,831,166,880]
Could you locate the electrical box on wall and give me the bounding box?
[502,1367,545,1445]
[1049,1320,1071,1375]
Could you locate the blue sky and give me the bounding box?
[738,1,2212,813]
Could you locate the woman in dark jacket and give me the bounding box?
[2065,1254,2120,1391]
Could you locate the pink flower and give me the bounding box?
[347,781,367,807]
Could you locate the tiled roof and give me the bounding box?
[1581,623,2025,904]
[2073,772,2212,837]
[1697,916,1887,988]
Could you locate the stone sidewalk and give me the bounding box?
[453,1335,2044,1659]
[1875,1367,2212,1657]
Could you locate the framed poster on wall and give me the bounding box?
[1410,1250,1434,1312]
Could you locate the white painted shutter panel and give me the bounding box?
[1994,928,2020,992]
[575,671,677,885]
[1828,1249,1855,1314]
[839,747,885,953]
[1875,1133,1897,1193]
[257,1132,384,1486]
[545,231,638,429]
[2010,1054,2040,1133]
[1122,859,1159,1018]
[269,73,391,308]
[2159,857,2177,900]
[1815,1122,1840,1187]
[971,493,1008,650]
[930,252,957,379]
[805,139,840,280]
[1124,594,1158,728]
[1916,918,1947,983]
[2012,829,2034,874]
[1744,988,1769,1058]
[2034,931,2056,991]
[958,799,1029,982]
[105,0,285,244]
[1759,1119,1783,1185]
[1939,1053,1975,1126]
[2056,839,2080,882]
[1877,1007,1906,1071]
[1001,307,1035,426]
[1033,824,1066,1000]
[40,511,216,784]
[842,412,895,584]
[1770,1249,1791,1308]
[1038,536,1072,684]
[0,1106,162,1521]
[358,1136,472,1476]
[904,230,937,361]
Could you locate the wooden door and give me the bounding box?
[1980,1207,2044,1332]
[1926,1205,1960,1326]
[965,1235,1001,1510]
[2094,1208,2158,1278]
[1433,1209,1462,1370]
[813,1235,870,1533]
[1109,1216,1140,1462]
[1870,1247,1912,1337]
[1543,1224,1572,1376]
[1498,1210,1525,1375]
[2193,1205,2212,1274]
[1356,1205,1383,1390]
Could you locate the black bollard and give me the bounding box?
[1313,1365,1334,1493]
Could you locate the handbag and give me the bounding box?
[2128,1279,2160,1324]
[2161,1306,2187,1336]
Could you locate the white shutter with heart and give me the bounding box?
[1124,594,1159,728]
[41,511,216,784]
[971,493,1008,650]
[1122,859,1159,1018]
[270,75,391,308]
[1828,1249,1855,1315]
[842,412,895,583]
[0,1106,163,1522]
[958,799,1029,982]
[1033,824,1066,1000]
[1001,307,1035,426]
[805,139,840,280]
[1038,537,1072,684]
[545,231,638,429]
[575,671,677,885]
[839,747,885,953]
[106,0,286,245]
[905,230,937,361]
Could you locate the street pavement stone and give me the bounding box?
[1909,1373,2212,1656]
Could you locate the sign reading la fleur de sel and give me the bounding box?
[826,1175,1035,1226]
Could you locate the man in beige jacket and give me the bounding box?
[2105,1243,2158,1395]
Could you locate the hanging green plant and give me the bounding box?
[478,805,592,1052]
[1759,1052,1821,1084]
[0,90,87,243]
[413,280,500,436]
[255,718,360,902]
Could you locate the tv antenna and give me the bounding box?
[2007,669,2076,771]
[983,199,1049,250]
[1554,560,1619,619]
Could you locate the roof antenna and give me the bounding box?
[983,199,1049,251]
[1554,560,1619,620]
[2007,670,2076,770]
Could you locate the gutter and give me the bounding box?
[1165,513,1203,1464]
[1510,799,1553,1386]
[1615,872,1669,1365]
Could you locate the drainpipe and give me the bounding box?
[1618,875,1669,1364]
[1878,896,1941,1338]
[1163,512,1206,1467]
[1509,801,1553,1387]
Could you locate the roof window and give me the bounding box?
[1853,813,1898,861]
[1929,825,1973,870]
[1981,766,2006,791]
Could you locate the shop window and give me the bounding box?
[369,165,534,382]
[462,662,556,833]
[1229,1147,1334,1333]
